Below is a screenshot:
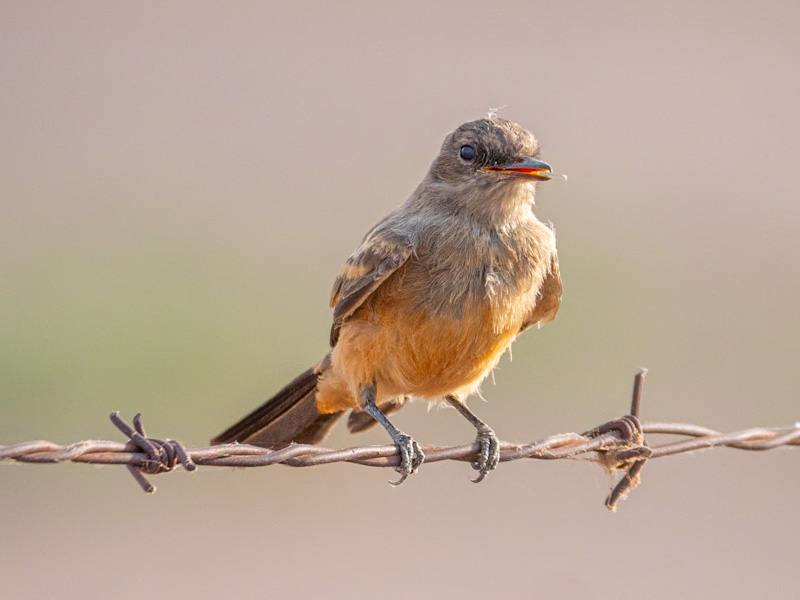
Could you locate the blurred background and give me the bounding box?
[1,1,798,598]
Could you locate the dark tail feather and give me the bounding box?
[211,367,343,448]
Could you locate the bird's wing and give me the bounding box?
[329,227,414,346]
[519,253,562,333]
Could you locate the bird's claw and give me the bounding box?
[470,425,500,483]
[388,432,425,486]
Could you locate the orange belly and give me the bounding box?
[316,298,520,413]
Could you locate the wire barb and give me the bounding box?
[588,369,652,511]
[2,371,798,510]
[109,411,196,493]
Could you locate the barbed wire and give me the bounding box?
[2,370,798,511]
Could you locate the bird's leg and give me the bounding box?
[360,384,424,486]
[445,395,500,483]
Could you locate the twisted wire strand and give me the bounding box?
[2,370,798,509]
[4,424,798,466]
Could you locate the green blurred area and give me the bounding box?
[4,183,797,443]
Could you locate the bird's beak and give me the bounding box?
[482,157,552,180]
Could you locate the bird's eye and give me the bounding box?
[459,145,476,161]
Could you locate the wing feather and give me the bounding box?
[329,228,414,346]
[519,254,562,334]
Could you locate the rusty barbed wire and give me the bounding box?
[2,370,798,510]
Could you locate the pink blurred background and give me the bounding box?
[1,2,798,598]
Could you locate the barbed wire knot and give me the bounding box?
[581,370,653,511]
[109,412,196,493]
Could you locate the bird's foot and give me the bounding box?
[388,431,425,486]
[470,425,500,483]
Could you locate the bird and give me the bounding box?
[212,117,561,484]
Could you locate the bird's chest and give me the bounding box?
[406,225,551,332]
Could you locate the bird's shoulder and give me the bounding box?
[329,214,417,345]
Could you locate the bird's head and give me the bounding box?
[430,118,552,186]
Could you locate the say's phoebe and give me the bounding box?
[212,117,560,484]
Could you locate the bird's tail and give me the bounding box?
[211,362,343,448]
